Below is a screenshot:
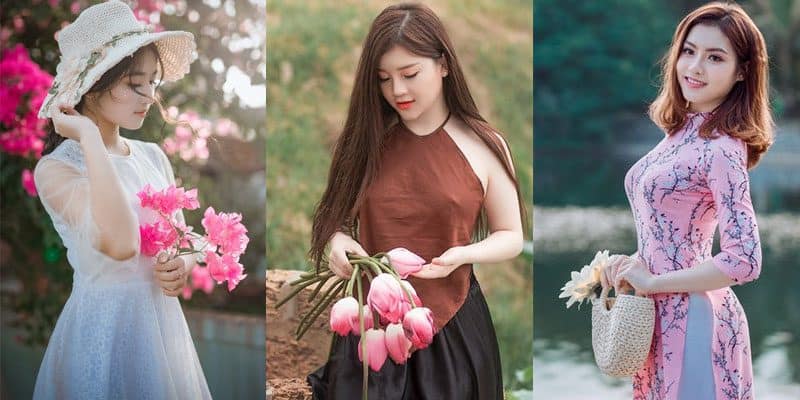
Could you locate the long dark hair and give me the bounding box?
[649,2,773,168]
[42,43,166,155]
[309,2,527,270]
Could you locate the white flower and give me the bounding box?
[587,249,611,280]
[558,249,613,309]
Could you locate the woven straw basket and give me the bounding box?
[591,287,655,377]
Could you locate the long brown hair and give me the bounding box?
[309,2,527,270]
[649,1,773,168]
[42,43,167,155]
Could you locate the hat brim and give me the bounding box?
[39,30,196,119]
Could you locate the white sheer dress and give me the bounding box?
[31,138,211,400]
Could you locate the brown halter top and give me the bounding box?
[358,115,484,330]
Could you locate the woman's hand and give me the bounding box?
[154,254,192,297]
[616,257,658,296]
[412,246,470,279]
[51,104,99,142]
[601,254,632,293]
[328,231,367,279]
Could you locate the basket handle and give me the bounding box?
[599,285,612,311]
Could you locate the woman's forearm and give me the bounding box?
[463,229,524,265]
[82,133,139,260]
[651,259,736,293]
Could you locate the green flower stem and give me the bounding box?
[307,275,339,305]
[356,270,368,400]
[295,278,346,339]
[301,268,321,277]
[290,272,332,286]
[376,262,393,274]
[276,276,330,308]
[350,259,382,277]
[346,265,360,297]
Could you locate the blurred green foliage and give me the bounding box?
[535,0,799,147]
[534,0,800,206]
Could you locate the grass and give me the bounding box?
[266,0,533,389]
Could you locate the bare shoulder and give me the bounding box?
[446,117,500,153]
[444,117,515,190]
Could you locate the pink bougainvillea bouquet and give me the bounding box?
[277,247,436,399]
[136,183,249,299]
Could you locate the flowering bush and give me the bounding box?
[162,107,242,163]
[0,44,53,174]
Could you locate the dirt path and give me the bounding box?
[266,269,334,399]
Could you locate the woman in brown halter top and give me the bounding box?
[307,3,526,399]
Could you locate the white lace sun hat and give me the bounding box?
[38,0,197,119]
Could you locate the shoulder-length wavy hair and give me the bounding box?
[649,1,773,168]
[309,2,527,270]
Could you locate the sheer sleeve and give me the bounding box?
[707,135,762,284]
[34,156,137,268]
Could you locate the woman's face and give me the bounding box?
[378,45,447,123]
[676,24,742,113]
[91,49,158,129]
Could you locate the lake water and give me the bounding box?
[532,206,800,399]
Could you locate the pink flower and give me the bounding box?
[386,247,425,278]
[190,266,215,294]
[205,251,227,282]
[137,184,199,216]
[12,16,24,33]
[181,285,193,300]
[330,297,359,336]
[0,45,52,159]
[21,169,37,197]
[139,219,178,257]
[366,273,406,324]
[201,207,249,258]
[400,280,422,307]
[385,323,412,364]
[402,307,435,349]
[161,109,212,162]
[224,258,246,291]
[331,298,375,336]
[174,220,196,249]
[356,305,374,333]
[358,328,388,372]
[170,186,200,210]
[214,118,239,137]
[204,250,246,292]
[394,280,421,318]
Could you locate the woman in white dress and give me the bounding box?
[32,1,211,398]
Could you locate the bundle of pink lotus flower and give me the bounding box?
[137,184,249,298]
[277,248,435,395]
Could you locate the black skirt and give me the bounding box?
[307,273,503,400]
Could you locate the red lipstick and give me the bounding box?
[396,100,414,110]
